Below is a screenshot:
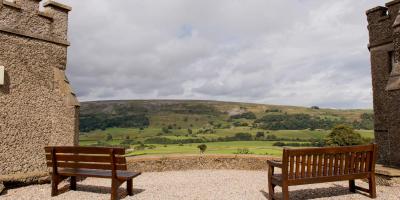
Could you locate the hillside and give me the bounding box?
[80,99,373,131]
[79,100,374,155]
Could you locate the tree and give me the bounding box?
[325,125,364,146]
[187,128,193,135]
[233,132,253,141]
[256,132,265,138]
[197,144,207,154]
[106,133,113,141]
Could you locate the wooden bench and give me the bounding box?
[268,144,377,200]
[44,146,141,200]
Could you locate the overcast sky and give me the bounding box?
[57,0,387,109]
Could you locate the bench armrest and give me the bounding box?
[267,160,282,168]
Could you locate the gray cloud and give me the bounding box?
[58,0,386,108]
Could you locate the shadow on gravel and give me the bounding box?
[260,184,368,199]
[57,184,145,198]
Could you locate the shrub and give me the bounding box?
[325,125,364,146]
[235,148,252,154]
[256,132,265,138]
[197,144,207,154]
[106,133,113,141]
[230,112,257,119]
[272,141,286,146]
[233,132,253,141]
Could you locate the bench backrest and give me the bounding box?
[44,146,127,172]
[281,144,377,180]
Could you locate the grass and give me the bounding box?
[79,127,374,156]
[125,141,285,156]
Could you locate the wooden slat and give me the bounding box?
[289,156,294,179]
[295,155,300,178]
[301,155,306,178]
[328,154,334,176]
[333,154,339,176]
[45,154,126,164]
[339,153,345,175]
[355,152,361,173]
[287,172,371,186]
[317,154,323,177]
[344,152,350,174]
[323,154,329,176]
[360,152,366,172]
[349,152,355,174]
[286,144,374,156]
[312,154,317,177]
[57,168,141,180]
[45,146,125,155]
[306,155,312,177]
[365,151,371,172]
[46,161,126,170]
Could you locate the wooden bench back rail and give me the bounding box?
[44,146,127,171]
[282,144,376,180]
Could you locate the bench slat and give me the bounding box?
[287,172,371,185]
[317,154,323,177]
[45,146,125,155]
[289,155,294,179]
[312,154,317,177]
[285,144,374,156]
[323,154,329,176]
[306,155,312,178]
[45,154,126,164]
[46,161,126,170]
[301,155,306,178]
[295,155,300,179]
[56,168,141,180]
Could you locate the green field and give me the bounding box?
[79,127,374,156]
[126,141,286,156]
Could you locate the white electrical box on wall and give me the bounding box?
[0,66,4,85]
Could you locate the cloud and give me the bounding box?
[58,0,387,108]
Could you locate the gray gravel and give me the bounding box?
[1,170,399,200]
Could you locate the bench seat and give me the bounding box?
[45,146,141,200]
[57,168,141,180]
[267,144,377,200]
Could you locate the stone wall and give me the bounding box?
[127,154,278,172]
[367,0,400,167]
[0,0,79,179]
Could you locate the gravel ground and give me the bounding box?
[1,170,399,200]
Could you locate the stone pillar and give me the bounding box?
[367,0,400,168]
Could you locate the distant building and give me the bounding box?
[0,0,79,180]
[367,0,400,167]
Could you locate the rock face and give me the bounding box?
[367,0,400,167]
[0,1,79,179]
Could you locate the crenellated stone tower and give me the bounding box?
[0,0,79,179]
[367,0,400,168]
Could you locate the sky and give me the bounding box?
[57,0,387,109]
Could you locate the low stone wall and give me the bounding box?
[126,154,279,172]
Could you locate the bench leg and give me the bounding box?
[282,184,289,200]
[127,179,133,196]
[51,175,59,197]
[111,179,123,200]
[268,183,275,200]
[349,180,356,193]
[70,176,77,191]
[369,175,377,198]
